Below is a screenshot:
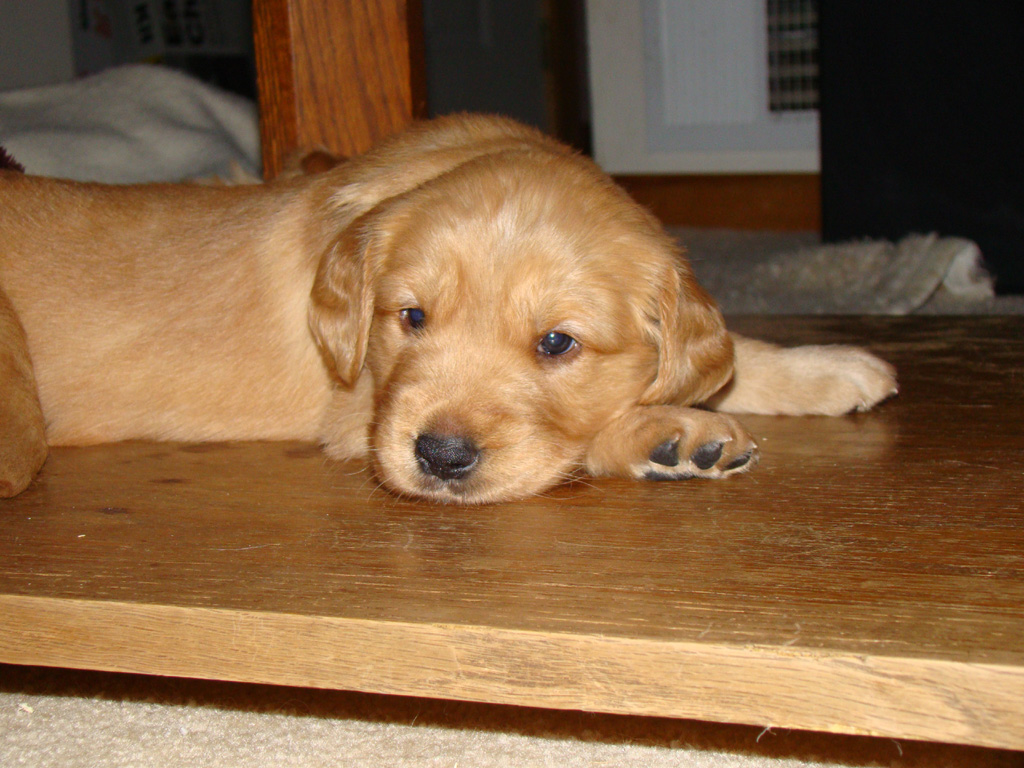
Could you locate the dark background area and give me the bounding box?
[819,3,1024,292]
[421,0,589,151]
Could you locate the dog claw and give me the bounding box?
[649,439,679,467]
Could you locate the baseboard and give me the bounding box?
[614,174,821,232]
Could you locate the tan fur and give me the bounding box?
[708,336,898,416]
[0,114,896,502]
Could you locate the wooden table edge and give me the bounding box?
[1,593,1020,750]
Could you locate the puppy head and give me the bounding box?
[310,150,732,503]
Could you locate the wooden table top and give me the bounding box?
[1,316,1022,749]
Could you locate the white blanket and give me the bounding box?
[697,234,995,314]
[0,64,260,183]
[678,229,1008,314]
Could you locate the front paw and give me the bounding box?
[586,406,758,481]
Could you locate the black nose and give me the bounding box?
[414,433,479,480]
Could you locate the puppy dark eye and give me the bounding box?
[538,331,577,357]
[400,307,426,331]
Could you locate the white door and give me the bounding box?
[587,0,819,173]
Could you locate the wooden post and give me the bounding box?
[253,0,426,178]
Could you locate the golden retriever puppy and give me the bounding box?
[0,115,896,503]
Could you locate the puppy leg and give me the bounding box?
[0,288,47,497]
[586,406,758,481]
[706,334,898,416]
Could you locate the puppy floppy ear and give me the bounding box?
[308,221,378,387]
[639,261,734,406]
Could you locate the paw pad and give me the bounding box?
[644,469,692,482]
[649,440,679,467]
[641,436,756,482]
[724,451,754,471]
[650,439,727,471]
[691,441,723,470]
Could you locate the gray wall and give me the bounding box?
[0,0,74,91]
[423,0,548,131]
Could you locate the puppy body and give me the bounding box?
[0,176,334,445]
[0,115,896,503]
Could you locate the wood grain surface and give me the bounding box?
[1,317,1022,749]
[253,0,426,178]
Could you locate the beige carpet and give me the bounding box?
[3,664,1021,768]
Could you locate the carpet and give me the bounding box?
[3,664,1020,768]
